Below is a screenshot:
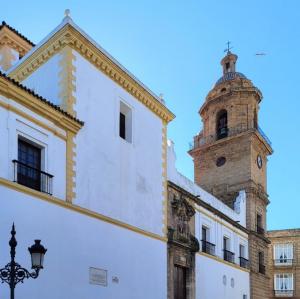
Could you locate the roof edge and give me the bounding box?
[0,71,84,127]
[8,17,175,123]
[0,21,35,47]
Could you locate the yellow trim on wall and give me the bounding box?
[195,205,248,239]
[58,46,77,203]
[9,24,175,123]
[66,131,76,202]
[197,251,250,273]
[0,26,33,58]
[0,99,67,140]
[162,121,168,235]
[0,76,82,134]
[0,177,167,243]
[59,46,76,115]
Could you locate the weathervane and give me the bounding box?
[224,41,233,55]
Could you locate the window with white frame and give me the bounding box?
[201,226,215,255]
[119,101,132,143]
[274,273,293,296]
[14,137,53,195]
[274,244,293,265]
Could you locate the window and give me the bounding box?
[223,236,229,250]
[274,274,293,297]
[256,214,264,234]
[274,244,293,266]
[202,226,208,241]
[201,226,215,255]
[225,62,230,72]
[258,251,265,274]
[119,112,126,139]
[216,110,228,140]
[119,102,132,143]
[239,244,245,258]
[239,244,249,268]
[13,138,53,195]
[17,139,41,191]
[223,237,234,263]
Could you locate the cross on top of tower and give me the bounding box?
[224,41,233,55]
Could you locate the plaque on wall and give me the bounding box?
[89,267,107,286]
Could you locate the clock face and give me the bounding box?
[257,155,263,169]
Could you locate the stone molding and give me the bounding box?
[9,24,175,123]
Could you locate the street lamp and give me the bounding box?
[0,223,47,299]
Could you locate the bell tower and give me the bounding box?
[189,50,273,299]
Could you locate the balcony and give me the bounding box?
[274,259,293,267]
[13,160,53,195]
[257,226,265,235]
[259,264,265,274]
[201,240,216,256]
[224,249,235,263]
[189,126,272,151]
[239,257,250,269]
[274,290,293,297]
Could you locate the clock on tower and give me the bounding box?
[188,49,273,299]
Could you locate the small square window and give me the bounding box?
[119,101,132,143]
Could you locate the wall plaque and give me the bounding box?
[89,267,107,286]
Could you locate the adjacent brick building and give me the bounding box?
[267,229,300,298]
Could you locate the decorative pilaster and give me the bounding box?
[162,121,168,235]
[59,46,77,203]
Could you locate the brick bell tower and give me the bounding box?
[189,50,273,299]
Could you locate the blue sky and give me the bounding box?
[1,1,299,230]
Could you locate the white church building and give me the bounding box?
[0,14,250,299]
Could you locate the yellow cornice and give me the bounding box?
[0,75,82,134]
[0,26,32,57]
[0,177,167,243]
[9,24,175,123]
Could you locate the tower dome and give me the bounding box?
[215,51,248,85]
[204,51,261,105]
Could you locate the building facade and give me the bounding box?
[267,229,300,299]
[168,141,250,299]
[0,16,174,299]
[1,13,299,299]
[188,50,273,299]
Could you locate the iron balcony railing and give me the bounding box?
[189,126,272,150]
[259,264,266,274]
[274,259,293,266]
[239,257,250,269]
[13,160,53,195]
[224,249,235,263]
[274,290,293,297]
[257,226,265,235]
[201,240,216,256]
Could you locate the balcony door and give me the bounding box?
[18,139,41,191]
[174,265,186,299]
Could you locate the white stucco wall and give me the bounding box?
[22,53,61,105]
[74,51,164,236]
[0,95,66,199]
[196,254,250,299]
[167,139,247,226]
[0,187,167,299]
[195,208,249,262]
